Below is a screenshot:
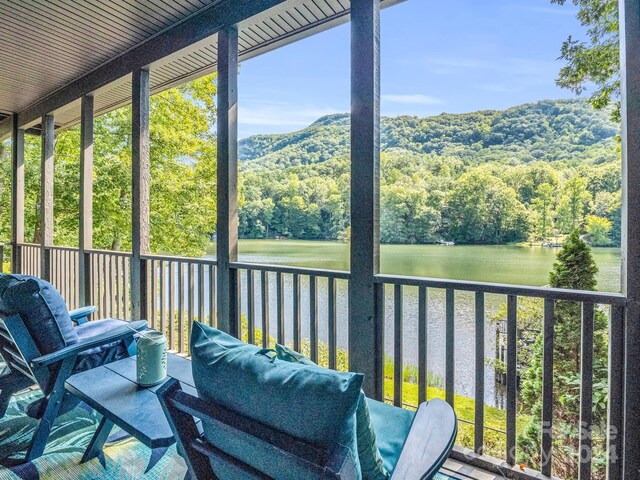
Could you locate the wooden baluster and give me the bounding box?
[418,286,428,405]
[506,295,518,465]
[293,273,301,352]
[247,270,255,345]
[328,277,337,370]
[276,272,285,345]
[394,284,403,407]
[178,262,185,353]
[578,302,595,480]
[261,271,270,348]
[445,288,455,407]
[541,298,555,476]
[310,275,318,363]
[474,291,485,454]
[169,262,175,350]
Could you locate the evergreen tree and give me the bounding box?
[517,230,608,479]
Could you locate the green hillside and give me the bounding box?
[237,99,621,246]
[239,99,617,170]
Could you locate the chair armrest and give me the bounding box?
[391,399,458,480]
[69,305,97,325]
[31,320,147,367]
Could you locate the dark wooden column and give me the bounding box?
[40,114,54,281]
[10,114,24,274]
[131,68,150,320]
[620,1,640,478]
[216,27,239,337]
[349,0,382,399]
[79,94,94,306]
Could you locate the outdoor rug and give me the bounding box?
[0,388,456,480]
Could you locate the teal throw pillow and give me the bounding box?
[191,323,363,479]
[275,343,389,480]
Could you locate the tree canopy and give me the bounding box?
[0,75,217,257]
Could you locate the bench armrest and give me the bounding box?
[31,320,147,366]
[69,305,97,325]
[391,399,458,480]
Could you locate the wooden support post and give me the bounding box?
[131,68,150,321]
[79,95,94,306]
[11,114,24,274]
[40,114,54,281]
[620,1,640,478]
[216,27,239,337]
[349,0,382,399]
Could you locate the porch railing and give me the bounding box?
[18,243,41,278]
[87,249,132,320]
[374,274,625,479]
[142,254,217,354]
[232,262,350,368]
[4,243,627,479]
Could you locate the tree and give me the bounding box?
[551,0,620,121]
[556,176,591,232]
[585,214,612,245]
[517,231,609,479]
[531,183,556,240]
[447,170,529,244]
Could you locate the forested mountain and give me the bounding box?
[239,99,617,170]
[238,99,622,246]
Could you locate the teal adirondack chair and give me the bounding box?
[0,274,146,463]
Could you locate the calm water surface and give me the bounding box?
[210,240,621,292]
[203,240,621,406]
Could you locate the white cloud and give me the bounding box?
[382,94,444,105]
[237,100,340,137]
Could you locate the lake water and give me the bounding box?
[211,240,621,292]
[202,240,621,406]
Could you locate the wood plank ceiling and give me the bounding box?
[0,0,399,134]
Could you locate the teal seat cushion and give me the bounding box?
[1,274,77,354]
[367,398,415,474]
[275,343,389,480]
[191,323,363,480]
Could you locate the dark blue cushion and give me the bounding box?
[73,318,130,372]
[367,398,415,474]
[191,322,363,480]
[1,275,77,354]
[0,274,30,313]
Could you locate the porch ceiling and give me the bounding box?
[0,0,400,138]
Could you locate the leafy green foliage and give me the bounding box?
[551,0,620,121]
[586,215,612,245]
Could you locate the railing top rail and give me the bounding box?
[375,273,626,305]
[44,245,80,253]
[141,253,217,265]
[15,242,41,248]
[231,261,350,280]
[85,248,133,257]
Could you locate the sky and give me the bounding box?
[237,0,587,139]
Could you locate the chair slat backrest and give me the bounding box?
[158,379,357,480]
[0,314,49,386]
